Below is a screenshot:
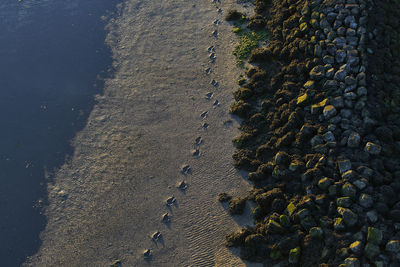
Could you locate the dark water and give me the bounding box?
[0,0,119,265]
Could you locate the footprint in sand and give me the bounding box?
[181,164,192,175]
[201,122,209,130]
[213,19,221,25]
[212,0,221,3]
[151,231,162,241]
[191,148,200,157]
[213,99,220,107]
[212,30,218,38]
[207,45,215,53]
[166,196,177,206]
[195,136,203,145]
[211,79,219,87]
[177,180,188,190]
[200,111,208,119]
[205,92,213,99]
[143,249,152,260]
[162,212,170,223]
[209,52,216,62]
[217,8,222,14]
[205,67,212,75]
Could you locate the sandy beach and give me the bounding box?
[25,0,261,266]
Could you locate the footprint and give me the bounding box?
[162,213,170,223]
[212,30,218,38]
[212,0,221,3]
[205,68,212,75]
[209,52,216,62]
[177,180,188,190]
[211,79,219,87]
[217,8,222,14]
[202,122,209,130]
[205,92,213,99]
[200,111,208,118]
[111,260,122,267]
[166,196,177,206]
[143,249,152,260]
[195,136,203,145]
[181,164,192,175]
[207,46,215,53]
[191,148,200,157]
[213,19,220,25]
[151,231,162,241]
[213,100,220,107]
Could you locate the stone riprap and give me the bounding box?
[227,0,400,266]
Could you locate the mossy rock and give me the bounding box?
[267,219,284,234]
[226,10,244,21]
[367,227,382,244]
[218,192,232,202]
[232,132,253,148]
[270,246,281,260]
[230,100,252,117]
[226,227,253,247]
[247,17,266,31]
[309,227,323,239]
[287,202,296,216]
[289,246,301,263]
[233,87,253,101]
[249,47,273,63]
[279,214,291,227]
[229,197,246,215]
[318,177,332,190]
[364,242,380,259]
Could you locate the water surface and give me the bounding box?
[0,0,118,265]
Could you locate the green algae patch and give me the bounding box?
[233,29,269,66]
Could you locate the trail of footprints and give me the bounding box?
[142,1,223,261]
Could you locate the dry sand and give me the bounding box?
[25,0,262,266]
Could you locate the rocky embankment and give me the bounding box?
[225,0,400,266]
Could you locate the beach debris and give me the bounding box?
[151,231,162,241]
[181,164,192,175]
[162,213,170,223]
[177,181,188,190]
[166,196,176,206]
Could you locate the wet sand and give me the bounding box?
[26,0,261,266]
